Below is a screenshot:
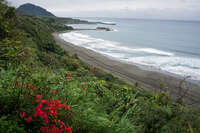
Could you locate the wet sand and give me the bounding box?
[53,32,200,106]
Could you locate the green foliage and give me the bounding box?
[0,116,26,133]
[0,3,25,68]
[17,15,72,54]
[61,55,81,71]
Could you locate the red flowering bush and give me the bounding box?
[17,82,72,133]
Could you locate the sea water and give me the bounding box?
[60,18,200,83]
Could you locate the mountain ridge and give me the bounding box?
[17,3,56,17]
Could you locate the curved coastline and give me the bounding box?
[53,31,200,106]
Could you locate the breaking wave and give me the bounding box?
[60,31,200,81]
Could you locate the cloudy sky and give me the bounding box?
[8,0,200,20]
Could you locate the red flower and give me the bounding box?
[40,126,49,133]
[13,82,20,87]
[82,87,86,90]
[36,94,41,100]
[25,91,72,133]
[51,89,57,94]
[64,105,70,110]
[65,126,72,133]
[35,94,43,103]
[41,99,47,104]
[20,112,26,119]
[26,116,32,123]
[60,121,64,125]
[30,86,36,91]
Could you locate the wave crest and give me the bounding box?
[59,31,200,81]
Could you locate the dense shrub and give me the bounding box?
[0,116,26,133]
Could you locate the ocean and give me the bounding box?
[59,18,200,83]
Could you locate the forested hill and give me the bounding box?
[17,3,56,17]
[16,3,95,24]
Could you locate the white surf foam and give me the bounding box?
[59,31,200,81]
[112,29,118,32]
[101,21,116,25]
[125,56,200,81]
[132,48,174,56]
[60,32,173,56]
[60,32,119,50]
[78,19,116,24]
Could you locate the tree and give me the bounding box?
[0,1,24,68]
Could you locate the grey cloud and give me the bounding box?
[8,0,200,20]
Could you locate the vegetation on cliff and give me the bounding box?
[0,1,200,133]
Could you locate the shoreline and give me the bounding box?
[53,32,200,106]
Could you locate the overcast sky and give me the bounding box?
[8,0,200,20]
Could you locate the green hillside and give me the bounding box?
[17,3,56,17]
[17,3,94,25]
[0,1,200,133]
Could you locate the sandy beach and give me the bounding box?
[53,32,200,106]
